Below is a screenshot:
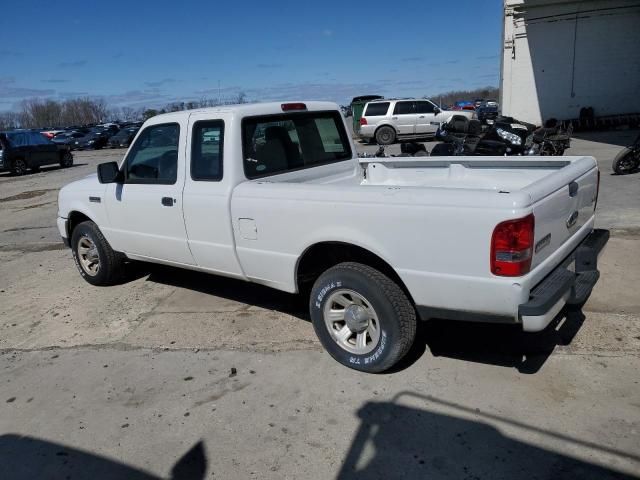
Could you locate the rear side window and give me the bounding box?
[191,120,224,181]
[242,110,352,179]
[364,102,390,117]
[6,132,29,146]
[28,132,51,145]
[393,101,414,115]
[125,123,180,184]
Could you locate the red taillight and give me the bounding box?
[281,102,307,111]
[491,214,535,276]
[360,117,368,126]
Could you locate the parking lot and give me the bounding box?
[1,133,639,478]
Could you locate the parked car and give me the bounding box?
[72,130,110,150]
[97,124,120,136]
[476,103,499,125]
[108,127,139,148]
[452,101,476,111]
[0,130,73,175]
[359,98,475,144]
[57,101,607,373]
[40,128,66,139]
[52,131,86,146]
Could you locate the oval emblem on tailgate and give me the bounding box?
[566,211,579,229]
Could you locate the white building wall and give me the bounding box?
[501,0,640,125]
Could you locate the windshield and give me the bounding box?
[242,110,352,179]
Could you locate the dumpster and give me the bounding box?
[351,95,384,136]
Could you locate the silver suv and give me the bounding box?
[359,98,475,145]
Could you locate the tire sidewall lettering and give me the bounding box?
[314,280,342,309]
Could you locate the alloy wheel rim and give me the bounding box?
[323,289,380,355]
[77,236,100,276]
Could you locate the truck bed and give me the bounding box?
[360,158,571,191]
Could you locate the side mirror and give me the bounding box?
[434,107,441,115]
[97,161,122,184]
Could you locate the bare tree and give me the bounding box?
[0,111,21,130]
[428,86,499,108]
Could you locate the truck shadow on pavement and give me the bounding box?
[141,264,585,375]
[402,308,586,374]
[142,263,309,318]
[337,392,640,480]
[0,435,207,479]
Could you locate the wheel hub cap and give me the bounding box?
[344,304,369,333]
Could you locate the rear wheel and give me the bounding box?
[11,158,27,176]
[60,151,74,168]
[309,262,416,373]
[375,126,396,145]
[71,221,123,286]
[612,148,639,175]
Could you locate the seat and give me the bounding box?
[257,126,302,173]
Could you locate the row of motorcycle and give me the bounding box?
[363,115,573,159]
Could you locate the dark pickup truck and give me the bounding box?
[0,130,74,175]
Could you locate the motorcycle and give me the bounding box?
[530,120,573,156]
[612,132,640,175]
[431,116,537,156]
[433,115,573,157]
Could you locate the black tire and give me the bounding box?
[375,126,396,145]
[612,148,639,175]
[11,158,28,176]
[309,262,417,373]
[60,151,74,168]
[71,221,123,286]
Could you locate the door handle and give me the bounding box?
[418,116,425,118]
[392,116,398,120]
[161,197,174,206]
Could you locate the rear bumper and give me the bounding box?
[359,125,375,139]
[519,228,609,331]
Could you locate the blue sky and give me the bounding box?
[0,0,502,111]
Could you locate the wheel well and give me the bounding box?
[296,242,414,304]
[375,124,396,135]
[67,211,91,238]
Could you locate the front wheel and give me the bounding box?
[309,262,417,373]
[612,148,639,175]
[71,221,123,286]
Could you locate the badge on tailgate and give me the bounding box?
[535,233,551,254]
[566,211,579,229]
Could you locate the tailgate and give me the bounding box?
[529,163,599,269]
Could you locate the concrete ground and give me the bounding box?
[1,133,639,479]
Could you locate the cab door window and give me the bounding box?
[125,123,179,184]
[415,101,435,114]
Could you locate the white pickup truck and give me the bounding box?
[57,101,608,372]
